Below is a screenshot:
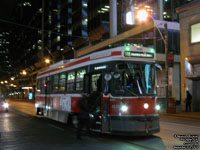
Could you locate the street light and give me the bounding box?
[137,9,169,101]
[136,9,148,21]
[22,70,27,75]
[44,58,50,64]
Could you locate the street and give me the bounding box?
[0,100,199,150]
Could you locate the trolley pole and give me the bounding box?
[164,23,169,111]
[41,0,44,67]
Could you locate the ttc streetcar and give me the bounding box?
[35,45,160,136]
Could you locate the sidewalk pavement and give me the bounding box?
[159,112,200,120]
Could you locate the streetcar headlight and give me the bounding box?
[46,106,51,110]
[120,105,128,112]
[89,113,94,118]
[144,103,149,109]
[155,104,160,111]
[3,102,9,108]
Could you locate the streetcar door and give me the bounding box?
[83,74,90,94]
[88,73,103,131]
[101,73,111,133]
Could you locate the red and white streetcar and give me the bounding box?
[35,45,160,135]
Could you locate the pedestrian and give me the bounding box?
[186,90,192,112]
[76,95,90,140]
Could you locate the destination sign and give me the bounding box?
[124,51,154,58]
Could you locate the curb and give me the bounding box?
[159,113,200,121]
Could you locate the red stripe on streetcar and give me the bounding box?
[38,57,90,76]
[38,51,121,77]
[111,51,122,56]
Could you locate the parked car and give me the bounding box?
[0,99,9,112]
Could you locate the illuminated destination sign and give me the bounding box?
[124,51,154,58]
[94,65,107,70]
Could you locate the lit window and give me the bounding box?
[191,23,200,43]
[59,74,66,91]
[126,11,135,25]
[76,69,86,91]
[68,29,72,35]
[82,20,87,25]
[57,36,61,42]
[53,75,59,92]
[67,72,75,91]
[68,18,72,24]
[68,8,72,13]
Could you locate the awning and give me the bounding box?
[186,55,200,64]
[186,75,200,81]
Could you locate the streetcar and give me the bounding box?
[35,45,160,136]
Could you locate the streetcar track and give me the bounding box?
[48,124,65,131]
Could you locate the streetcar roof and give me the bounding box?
[37,46,155,79]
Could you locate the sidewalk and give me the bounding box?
[160,112,200,120]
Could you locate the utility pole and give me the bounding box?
[109,0,117,38]
[164,23,169,109]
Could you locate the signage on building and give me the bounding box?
[168,51,174,67]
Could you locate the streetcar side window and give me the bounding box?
[59,73,66,92]
[36,78,42,94]
[41,78,46,94]
[76,69,86,91]
[67,72,75,91]
[53,75,59,93]
[91,74,101,93]
[46,76,52,94]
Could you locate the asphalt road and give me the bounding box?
[0,100,199,150]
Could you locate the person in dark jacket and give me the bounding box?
[186,90,192,112]
[76,95,90,140]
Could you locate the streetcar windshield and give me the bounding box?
[110,62,155,97]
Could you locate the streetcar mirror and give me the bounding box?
[155,63,162,70]
[104,73,112,81]
[113,72,120,79]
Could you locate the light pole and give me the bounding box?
[136,9,169,102]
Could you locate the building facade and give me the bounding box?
[177,0,200,112]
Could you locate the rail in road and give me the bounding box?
[7,99,37,117]
[5,99,200,150]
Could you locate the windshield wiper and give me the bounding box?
[125,87,138,97]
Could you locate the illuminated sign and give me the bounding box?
[94,65,107,70]
[124,52,154,58]
[28,93,33,100]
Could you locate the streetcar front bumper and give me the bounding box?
[109,115,160,136]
